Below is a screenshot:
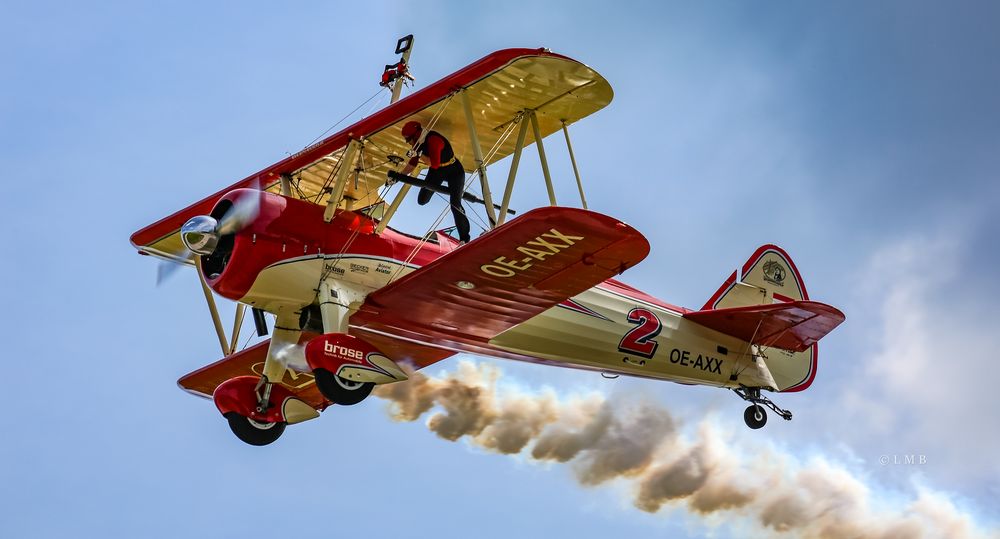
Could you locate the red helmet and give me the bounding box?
[401,121,422,141]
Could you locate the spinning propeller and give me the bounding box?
[181,188,261,256]
[156,185,261,285]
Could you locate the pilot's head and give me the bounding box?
[401,121,422,145]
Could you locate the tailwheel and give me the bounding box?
[744,404,767,429]
[314,368,374,406]
[733,386,792,429]
[224,412,286,446]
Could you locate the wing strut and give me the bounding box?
[562,120,588,209]
[228,303,246,355]
[195,257,231,356]
[324,139,361,222]
[528,110,557,206]
[461,89,497,225]
[497,113,529,226]
[375,92,458,235]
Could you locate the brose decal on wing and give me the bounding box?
[480,229,585,278]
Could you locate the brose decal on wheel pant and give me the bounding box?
[324,341,364,362]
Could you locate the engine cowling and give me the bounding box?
[304,333,408,384]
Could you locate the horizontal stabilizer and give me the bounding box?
[353,206,649,349]
[683,300,845,352]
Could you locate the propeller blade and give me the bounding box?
[155,248,193,286]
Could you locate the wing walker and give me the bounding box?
[131,37,844,445]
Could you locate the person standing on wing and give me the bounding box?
[398,121,471,244]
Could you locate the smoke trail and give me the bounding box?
[373,362,995,539]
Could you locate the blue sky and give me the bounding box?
[3,1,999,537]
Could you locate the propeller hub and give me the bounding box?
[181,215,220,255]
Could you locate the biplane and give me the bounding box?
[130,38,844,445]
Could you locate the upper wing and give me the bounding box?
[130,48,613,263]
[683,301,845,352]
[351,207,649,352]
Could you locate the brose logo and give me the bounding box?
[324,341,364,362]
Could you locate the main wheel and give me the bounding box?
[224,412,286,446]
[314,368,374,405]
[744,404,767,429]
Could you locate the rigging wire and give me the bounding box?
[381,94,471,283]
[310,91,462,289]
[430,111,522,236]
[302,87,389,150]
[298,87,391,204]
[385,105,521,284]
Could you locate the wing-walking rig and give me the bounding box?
[131,37,843,445]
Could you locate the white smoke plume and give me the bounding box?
[373,362,996,539]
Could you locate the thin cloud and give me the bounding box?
[837,227,1000,488]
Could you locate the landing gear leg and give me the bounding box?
[734,386,792,429]
[314,281,374,405]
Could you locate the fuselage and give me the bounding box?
[208,190,765,389]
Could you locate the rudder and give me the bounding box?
[702,244,816,392]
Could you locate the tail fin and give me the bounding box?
[702,244,809,310]
[703,245,817,392]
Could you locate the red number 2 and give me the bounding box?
[618,308,662,359]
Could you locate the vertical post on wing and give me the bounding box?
[561,120,588,209]
[390,35,414,104]
[460,89,497,225]
[324,139,360,223]
[497,113,529,226]
[194,257,231,356]
[528,110,557,205]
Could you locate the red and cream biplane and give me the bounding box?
[130,39,844,445]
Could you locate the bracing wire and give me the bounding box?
[431,111,522,235]
[310,90,392,205]
[303,87,389,149]
[385,105,522,284]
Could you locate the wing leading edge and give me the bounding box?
[351,206,649,352]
